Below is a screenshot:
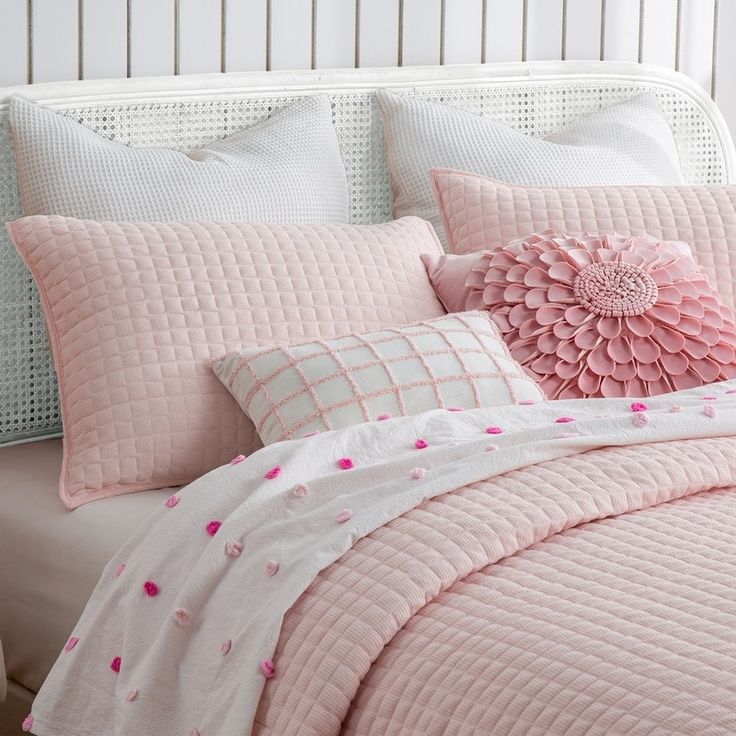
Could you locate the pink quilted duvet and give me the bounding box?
[29,386,736,736]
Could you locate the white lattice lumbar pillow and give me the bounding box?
[213,311,545,445]
[9,94,349,223]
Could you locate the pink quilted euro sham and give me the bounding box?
[213,311,545,445]
[6,215,445,507]
[430,167,736,312]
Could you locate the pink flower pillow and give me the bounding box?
[469,230,736,399]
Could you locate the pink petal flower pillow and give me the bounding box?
[468,230,736,399]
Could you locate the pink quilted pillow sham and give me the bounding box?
[7,215,445,507]
[467,230,736,399]
[430,168,736,313]
[212,311,545,445]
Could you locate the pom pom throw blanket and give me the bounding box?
[29,383,736,735]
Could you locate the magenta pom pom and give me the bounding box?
[337,457,355,470]
[414,438,428,449]
[486,426,503,435]
[264,465,281,480]
[555,416,575,423]
[630,402,648,412]
[261,659,276,679]
[64,636,79,652]
[376,412,392,421]
[143,580,160,597]
[206,520,222,536]
[110,656,122,673]
[229,454,246,466]
[164,494,180,508]
[21,715,33,732]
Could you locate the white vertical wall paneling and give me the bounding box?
[269,0,312,71]
[31,0,78,83]
[524,0,563,61]
[0,0,732,140]
[640,0,677,68]
[0,0,28,86]
[357,0,399,67]
[401,0,442,66]
[563,0,602,61]
[82,0,127,80]
[315,0,355,68]
[715,0,735,137]
[129,0,175,78]
[443,0,483,64]
[177,0,221,75]
[679,0,715,93]
[224,0,268,72]
[483,0,524,64]
[602,0,639,62]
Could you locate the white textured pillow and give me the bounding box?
[213,311,545,446]
[10,95,348,223]
[378,91,684,246]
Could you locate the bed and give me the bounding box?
[2,60,736,736]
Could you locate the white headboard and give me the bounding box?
[0,60,734,444]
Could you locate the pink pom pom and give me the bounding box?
[376,412,392,421]
[173,608,191,626]
[704,404,717,418]
[555,416,575,423]
[220,639,232,656]
[110,656,122,673]
[486,444,499,452]
[335,509,353,523]
[447,406,464,412]
[261,659,276,679]
[671,404,684,413]
[206,520,222,536]
[21,715,33,732]
[518,399,535,405]
[632,413,649,428]
[264,465,281,480]
[486,426,503,435]
[630,402,648,413]
[230,454,246,466]
[265,560,280,576]
[304,430,321,437]
[414,438,428,449]
[337,457,355,470]
[292,483,309,497]
[143,580,160,597]
[64,636,79,652]
[164,494,180,508]
[127,689,139,702]
[115,563,126,578]
[701,396,717,400]
[409,467,426,480]
[225,540,243,557]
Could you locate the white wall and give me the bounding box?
[0,0,732,134]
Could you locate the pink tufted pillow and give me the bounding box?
[430,168,736,314]
[7,215,445,507]
[467,230,736,399]
[213,311,545,445]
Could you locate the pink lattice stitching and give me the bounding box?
[226,314,534,441]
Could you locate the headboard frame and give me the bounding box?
[1,60,734,444]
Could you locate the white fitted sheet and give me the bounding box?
[0,439,170,693]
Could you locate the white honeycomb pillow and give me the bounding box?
[378,90,684,247]
[9,94,349,223]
